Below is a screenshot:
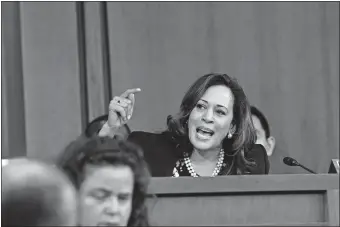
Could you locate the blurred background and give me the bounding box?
[1,2,339,174]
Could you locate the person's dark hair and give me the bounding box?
[251,106,270,138]
[85,114,131,138]
[167,73,256,174]
[57,137,150,226]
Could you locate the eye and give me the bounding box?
[90,190,109,200]
[118,194,131,202]
[196,103,206,110]
[216,109,226,116]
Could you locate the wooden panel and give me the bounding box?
[19,2,83,162]
[146,175,339,226]
[1,2,26,158]
[148,193,324,225]
[326,189,340,226]
[83,2,110,122]
[105,2,339,174]
[148,174,339,194]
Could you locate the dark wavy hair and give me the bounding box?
[56,136,150,226]
[167,73,256,174]
[251,106,271,138]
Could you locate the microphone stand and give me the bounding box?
[297,164,316,174]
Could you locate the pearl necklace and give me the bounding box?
[183,149,225,177]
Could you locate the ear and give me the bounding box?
[266,136,276,156]
[229,124,236,135]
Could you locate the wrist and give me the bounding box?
[98,122,118,138]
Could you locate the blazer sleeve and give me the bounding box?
[247,144,270,174]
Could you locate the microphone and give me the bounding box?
[283,157,317,174]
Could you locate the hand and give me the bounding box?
[107,88,141,129]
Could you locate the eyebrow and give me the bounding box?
[119,192,132,196]
[91,188,111,194]
[90,188,132,195]
[200,99,228,109]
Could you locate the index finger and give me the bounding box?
[120,88,141,98]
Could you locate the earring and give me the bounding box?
[227,132,232,139]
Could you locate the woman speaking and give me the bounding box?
[99,73,270,177]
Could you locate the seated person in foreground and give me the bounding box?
[251,106,276,157]
[55,114,131,173]
[99,73,270,176]
[2,158,77,226]
[57,137,150,226]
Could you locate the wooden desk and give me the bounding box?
[146,174,339,226]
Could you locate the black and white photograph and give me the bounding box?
[1,1,339,226]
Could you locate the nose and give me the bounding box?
[104,197,119,215]
[202,108,214,123]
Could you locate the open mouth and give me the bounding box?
[196,126,215,139]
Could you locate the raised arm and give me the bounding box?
[98,88,141,138]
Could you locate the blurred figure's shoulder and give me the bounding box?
[247,144,270,174]
[251,144,266,154]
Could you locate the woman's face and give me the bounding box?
[79,165,134,226]
[188,85,234,152]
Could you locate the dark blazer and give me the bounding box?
[128,131,270,177]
